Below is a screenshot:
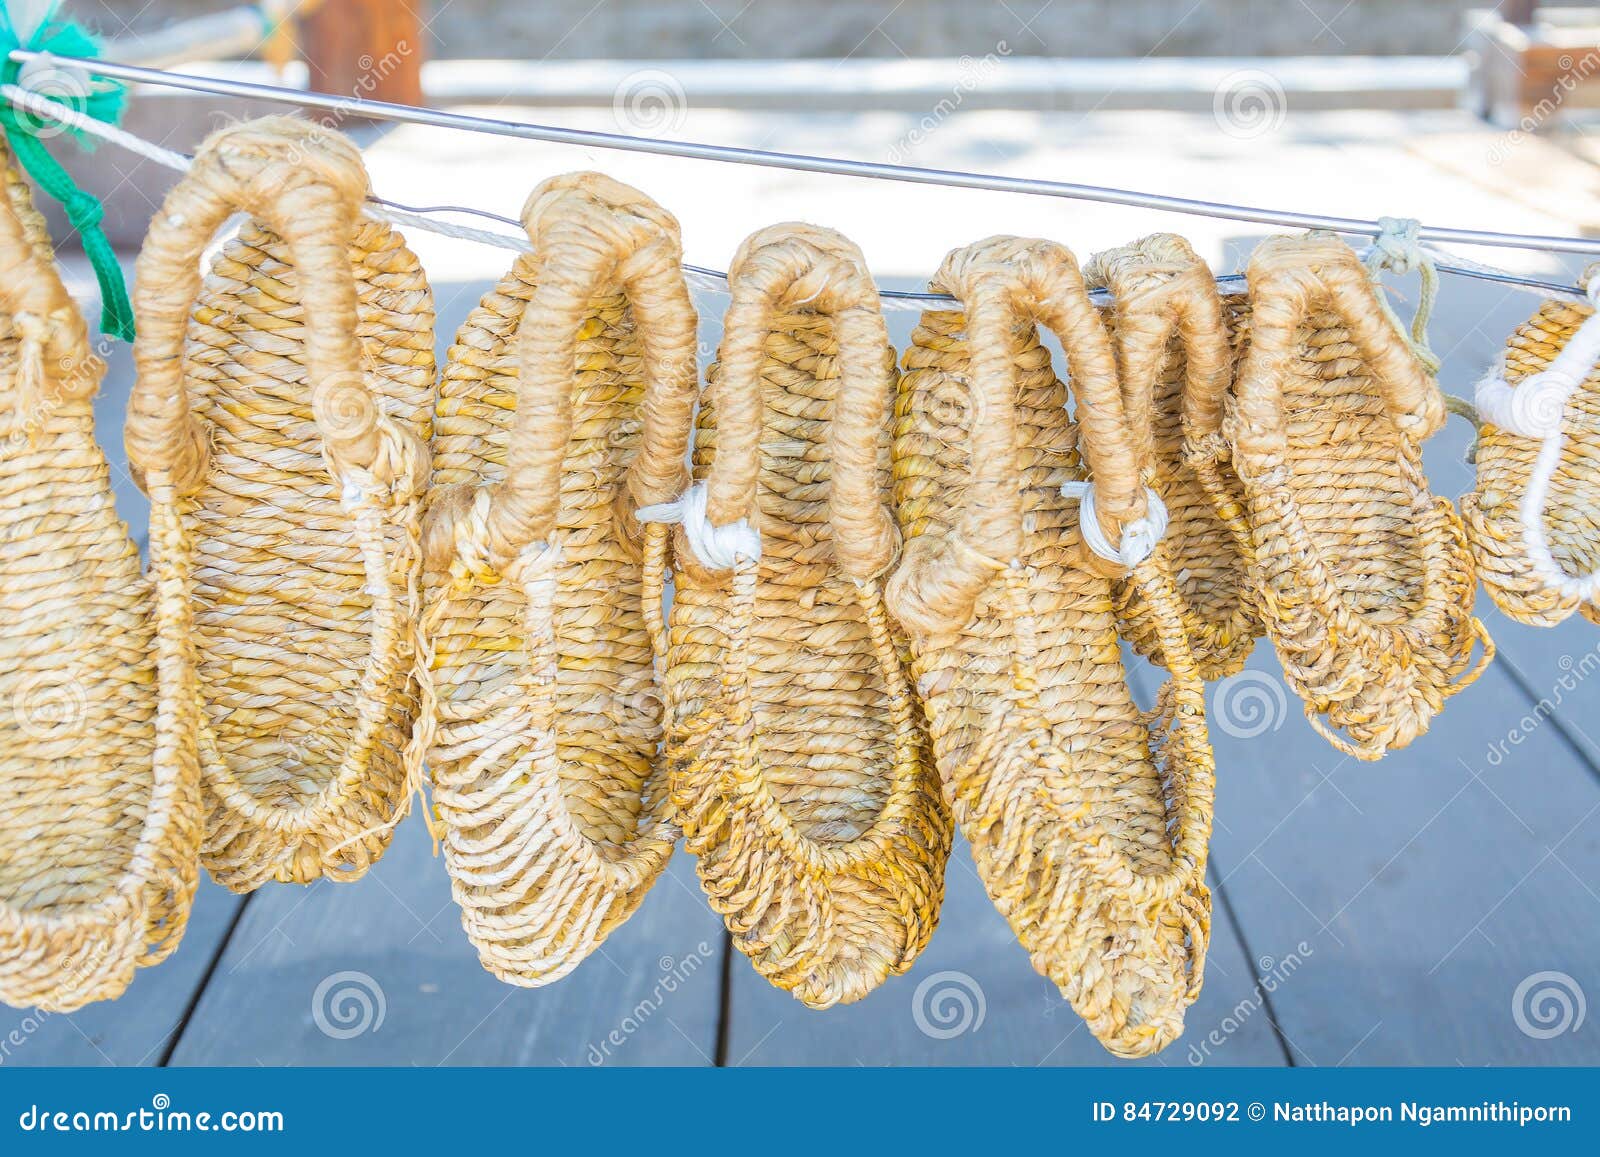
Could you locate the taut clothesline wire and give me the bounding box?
[0,54,1591,308]
[11,46,1600,263]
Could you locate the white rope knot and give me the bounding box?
[636,481,761,571]
[1061,480,1169,569]
[1368,216,1425,276]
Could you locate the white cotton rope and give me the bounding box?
[1473,272,1600,601]
[1060,481,1169,569]
[636,481,761,570]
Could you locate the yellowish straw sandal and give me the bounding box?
[653,223,951,1009]
[413,172,693,985]
[887,236,1214,1058]
[125,118,435,890]
[1086,233,1259,679]
[1210,233,1489,759]
[1462,275,1600,627]
[0,154,200,1011]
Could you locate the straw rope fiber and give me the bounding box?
[1212,233,1489,760]
[413,172,690,985]
[124,118,436,890]
[0,147,200,1011]
[885,235,1214,1058]
[662,223,951,1009]
[1085,233,1260,679]
[1462,290,1600,628]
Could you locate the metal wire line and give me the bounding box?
[12,47,1600,261]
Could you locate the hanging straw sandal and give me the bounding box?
[125,118,436,891]
[411,172,692,985]
[0,151,200,1011]
[651,223,951,1009]
[1205,233,1489,759]
[1462,272,1600,627]
[1085,233,1260,679]
[887,236,1214,1058]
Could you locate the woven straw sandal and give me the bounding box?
[886,236,1214,1058]
[1462,274,1600,627]
[1085,233,1260,679]
[412,172,693,985]
[652,223,951,1009]
[125,118,435,890]
[1211,233,1490,759]
[0,152,200,1011]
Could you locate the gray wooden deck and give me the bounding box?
[7,99,1600,1065]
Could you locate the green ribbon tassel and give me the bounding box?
[0,4,135,340]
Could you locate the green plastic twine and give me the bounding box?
[0,3,134,340]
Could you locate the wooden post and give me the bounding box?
[301,0,425,107]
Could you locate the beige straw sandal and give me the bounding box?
[887,236,1214,1058]
[1462,275,1600,627]
[125,118,435,890]
[1208,233,1490,759]
[0,153,200,1011]
[1086,233,1260,679]
[412,172,693,985]
[653,223,951,1009]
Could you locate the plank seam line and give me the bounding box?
[156,891,256,1067]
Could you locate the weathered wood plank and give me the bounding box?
[167,818,725,1066]
[1183,644,1600,1065]
[0,882,244,1067]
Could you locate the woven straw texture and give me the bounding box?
[1086,233,1259,679]
[1216,233,1488,760]
[125,118,436,891]
[885,235,1214,1058]
[663,223,951,1009]
[415,172,692,985]
[0,152,200,1011]
[1462,294,1600,628]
